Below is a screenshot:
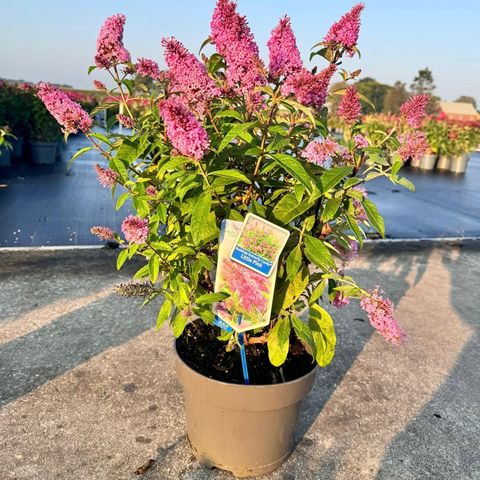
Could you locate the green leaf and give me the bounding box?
[286,245,302,281]
[217,122,256,153]
[281,265,309,310]
[304,235,335,271]
[191,192,212,246]
[149,255,160,284]
[281,98,316,127]
[209,169,251,184]
[270,154,313,193]
[156,300,172,330]
[268,317,291,367]
[319,166,353,193]
[343,177,361,189]
[133,264,150,279]
[321,197,342,222]
[88,65,97,74]
[291,315,316,358]
[363,198,385,238]
[112,156,128,182]
[397,176,415,192]
[309,303,336,367]
[309,279,326,305]
[196,292,230,305]
[67,146,92,169]
[116,249,129,270]
[214,110,244,121]
[172,313,188,338]
[346,213,364,248]
[115,192,129,210]
[272,193,313,225]
[117,140,139,163]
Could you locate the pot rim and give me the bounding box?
[174,337,317,391]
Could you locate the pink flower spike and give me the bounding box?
[162,37,221,117]
[324,3,365,56]
[353,134,368,148]
[267,16,303,79]
[333,291,350,309]
[338,85,361,124]
[282,63,336,109]
[145,185,157,197]
[95,14,131,69]
[158,97,210,161]
[37,83,93,135]
[121,215,149,244]
[90,226,115,241]
[302,137,339,166]
[136,58,160,79]
[93,80,107,91]
[397,131,429,162]
[117,114,134,129]
[360,288,406,345]
[400,94,430,128]
[210,0,266,108]
[95,164,118,188]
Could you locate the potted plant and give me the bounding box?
[29,91,62,164]
[38,2,426,476]
[423,118,448,170]
[0,127,13,167]
[447,123,479,174]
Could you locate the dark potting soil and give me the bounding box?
[176,321,316,385]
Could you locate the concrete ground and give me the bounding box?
[0,243,479,479]
[0,135,479,246]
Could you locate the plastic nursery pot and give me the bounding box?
[30,141,57,165]
[0,146,12,168]
[436,154,451,171]
[449,154,469,174]
[11,137,24,159]
[418,153,437,171]
[410,156,421,168]
[175,339,317,478]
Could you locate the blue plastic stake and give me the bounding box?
[237,314,250,385]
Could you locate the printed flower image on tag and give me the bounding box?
[230,213,290,277]
[213,220,277,333]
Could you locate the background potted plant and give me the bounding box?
[38,2,425,476]
[447,123,479,174]
[29,90,63,164]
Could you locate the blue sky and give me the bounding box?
[2,0,479,104]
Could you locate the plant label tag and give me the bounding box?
[213,219,278,332]
[230,213,290,277]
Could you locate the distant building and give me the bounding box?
[438,101,480,122]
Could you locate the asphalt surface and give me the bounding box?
[0,135,479,246]
[1,243,479,479]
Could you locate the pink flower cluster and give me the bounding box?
[333,291,350,309]
[397,131,429,161]
[95,164,119,188]
[93,80,107,91]
[162,37,221,117]
[338,85,361,124]
[331,238,359,264]
[360,288,406,345]
[37,83,93,135]
[121,215,149,244]
[136,58,160,78]
[220,257,269,314]
[282,64,336,110]
[158,97,210,161]
[400,94,430,128]
[117,114,134,128]
[90,226,115,241]
[95,14,131,69]
[323,3,364,56]
[210,0,266,107]
[267,16,303,79]
[353,134,369,148]
[145,185,157,197]
[302,137,339,166]
[352,186,367,221]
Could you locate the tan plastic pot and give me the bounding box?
[175,342,316,477]
[436,154,451,171]
[410,156,421,168]
[419,153,436,170]
[30,141,57,165]
[450,154,468,174]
